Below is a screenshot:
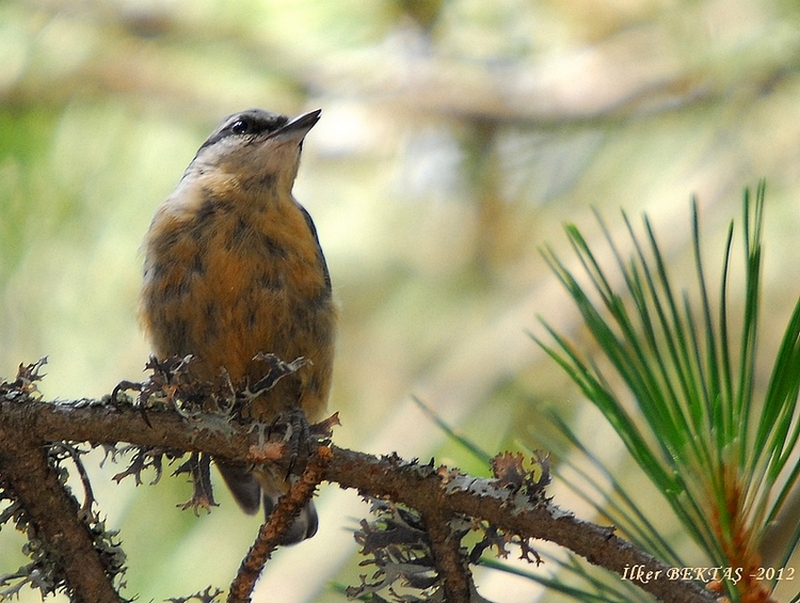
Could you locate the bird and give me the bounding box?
[139,108,335,544]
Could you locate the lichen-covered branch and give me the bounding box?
[0,372,125,602]
[0,364,718,603]
[324,449,717,603]
[227,447,330,603]
[422,507,475,603]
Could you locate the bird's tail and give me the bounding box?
[263,492,319,544]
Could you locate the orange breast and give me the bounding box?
[140,188,335,420]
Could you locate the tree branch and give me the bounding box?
[325,449,716,603]
[0,403,123,603]
[0,386,718,603]
[227,447,330,603]
[422,506,475,603]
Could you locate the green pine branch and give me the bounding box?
[534,181,800,602]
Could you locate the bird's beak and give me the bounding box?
[269,109,322,143]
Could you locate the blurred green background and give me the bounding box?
[1,0,800,601]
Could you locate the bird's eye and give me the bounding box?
[231,119,250,135]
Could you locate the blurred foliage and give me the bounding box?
[1,0,800,601]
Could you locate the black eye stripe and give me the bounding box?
[227,114,288,138]
[196,110,290,153]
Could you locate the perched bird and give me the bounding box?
[140,108,335,544]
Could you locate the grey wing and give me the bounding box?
[216,459,261,515]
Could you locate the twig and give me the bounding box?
[227,446,331,603]
[51,442,96,518]
[422,508,473,603]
